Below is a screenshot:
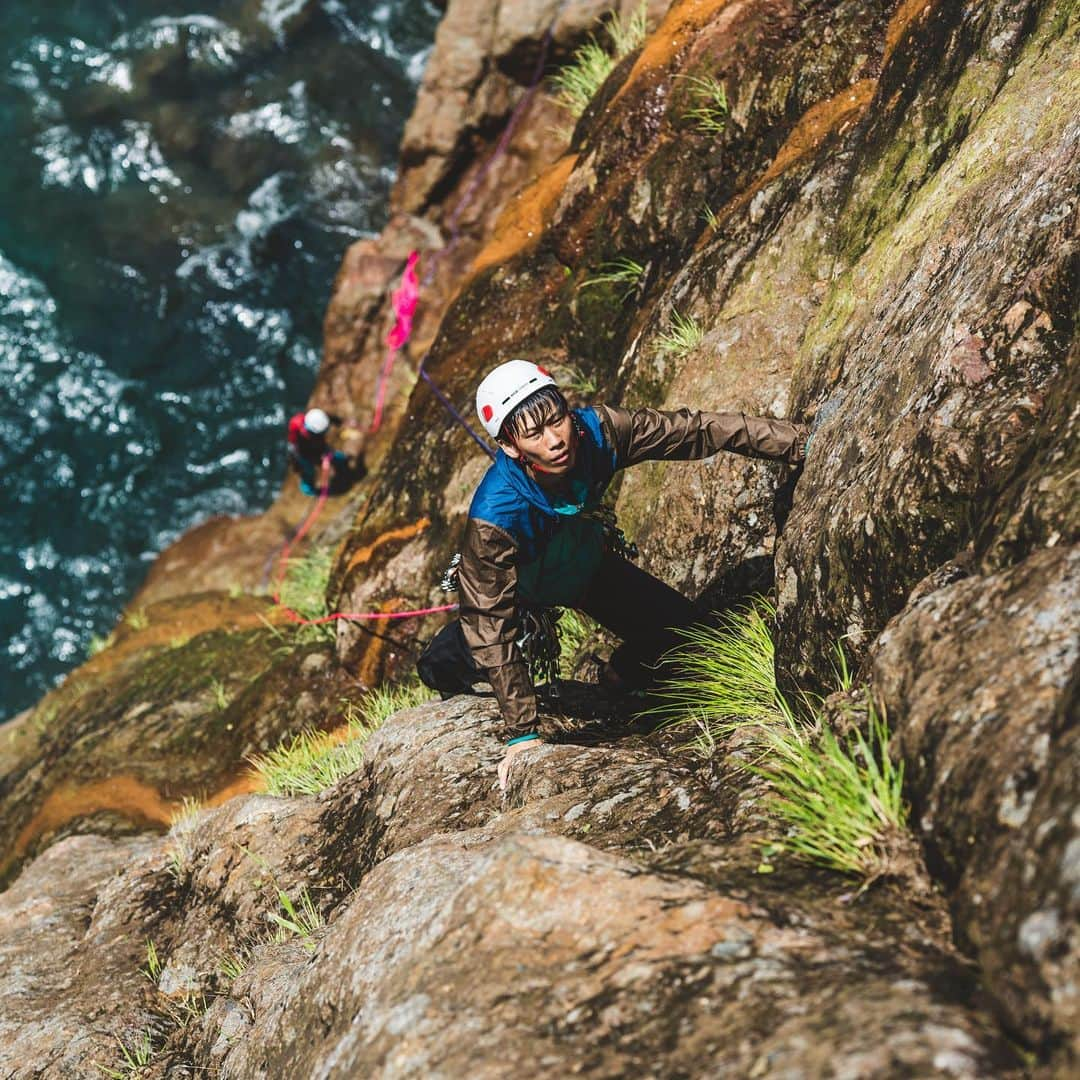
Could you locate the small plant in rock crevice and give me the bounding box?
[579,256,647,301]
[207,676,230,711]
[217,947,250,984]
[142,939,163,984]
[654,599,911,887]
[240,846,326,954]
[655,308,705,360]
[550,1,649,118]
[87,632,115,658]
[680,72,730,134]
[269,885,324,953]
[551,361,599,397]
[94,1030,155,1079]
[165,797,203,880]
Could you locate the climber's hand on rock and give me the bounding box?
[498,739,540,791]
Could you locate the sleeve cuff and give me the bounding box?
[506,733,541,747]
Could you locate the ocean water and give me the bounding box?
[0,0,438,720]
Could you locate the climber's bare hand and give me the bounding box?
[498,739,541,791]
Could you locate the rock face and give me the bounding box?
[0,701,1020,1077]
[2,0,1078,1075]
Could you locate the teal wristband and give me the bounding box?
[506,733,540,747]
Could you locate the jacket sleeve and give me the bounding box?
[457,518,540,742]
[595,404,808,469]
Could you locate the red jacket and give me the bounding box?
[287,412,336,464]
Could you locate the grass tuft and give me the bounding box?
[269,885,324,953]
[207,677,230,711]
[87,632,115,658]
[579,256,647,301]
[165,797,203,880]
[750,700,907,879]
[680,72,729,134]
[124,608,149,632]
[655,601,909,884]
[249,681,433,797]
[142,940,162,984]
[556,609,599,679]
[277,546,336,644]
[351,679,434,729]
[551,1,648,118]
[217,948,250,984]
[94,1031,154,1079]
[655,309,704,359]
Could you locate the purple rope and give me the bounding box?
[420,1,568,287]
[411,0,572,454]
[420,367,496,459]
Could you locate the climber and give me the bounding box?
[286,407,353,496]
[415,360,809,789]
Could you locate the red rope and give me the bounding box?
[272,454,457,626]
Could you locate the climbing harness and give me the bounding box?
[587,504,639,562]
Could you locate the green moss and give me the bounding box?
[800,9,1078,386]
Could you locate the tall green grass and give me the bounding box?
[551,2,648,118]
[274,545,336,644]
[655,600,908,884]
[751,702,906,877]
[249,681,433,797]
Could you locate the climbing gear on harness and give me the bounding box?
[517,607,563,704]
[476,360,557,438]
[437,551,562,701]
[439,552,462,593]
[304,408,330,434]
[584,504,639,562]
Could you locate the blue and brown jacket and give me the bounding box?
[458,404,807,740]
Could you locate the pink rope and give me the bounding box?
[370,250,420,433]
[278,602,459,625]
[272,454,456,626]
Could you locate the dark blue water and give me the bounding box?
[0,0,438,720]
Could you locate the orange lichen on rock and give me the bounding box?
[884,0,937,66]
[3,769,263,880]
[5,776,178,878]
[471,155,577,275]
[357,597,411,687]
[345,517,431,574]
[610,0,738,110]
[759,78,877,185]
[700,78,877,244]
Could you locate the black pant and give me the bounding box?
[416,552,699,696]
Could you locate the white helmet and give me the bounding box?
[476,360,557,439]
[304,408,330,435]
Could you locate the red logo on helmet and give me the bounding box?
[482,404,494,421]
[537,365,550,376]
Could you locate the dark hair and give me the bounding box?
[499,385,569,442]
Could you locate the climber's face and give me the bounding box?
[502,405,577,476]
